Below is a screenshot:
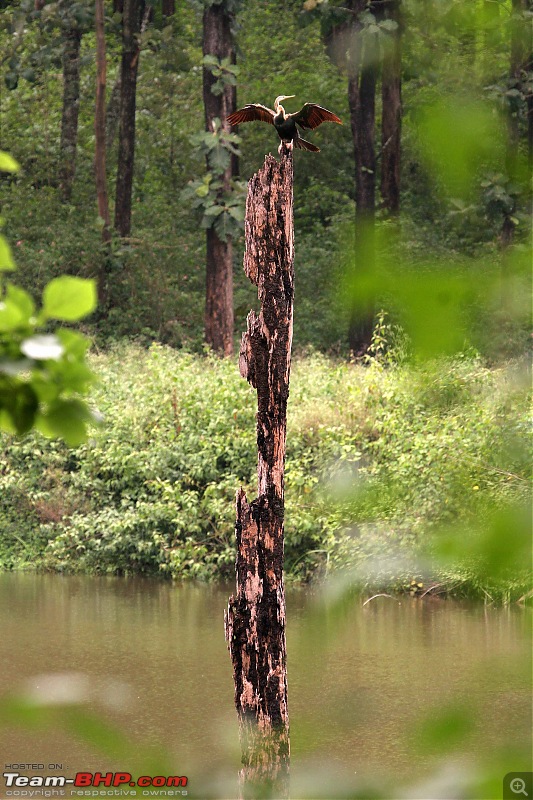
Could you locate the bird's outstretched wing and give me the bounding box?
[289,103,342,130]
[227,104,275,126]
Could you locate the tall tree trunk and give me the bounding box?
[527,50,533,184]
[347,12,378,356]
[95,0,112,308]
[507,0,526,172]
[203,2,236,356]
[105,76,122,151]
[162,0,175,16]
[502,0,529,251]
[380,0,401,215]
[225,147,293,800]
[114,0,141,238]
[59,23,82,203]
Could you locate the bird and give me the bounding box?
[226,95,342,153]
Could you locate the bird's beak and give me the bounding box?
[281,95,295,101]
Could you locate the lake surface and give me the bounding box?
[0,574,530,799]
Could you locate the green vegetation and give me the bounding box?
[0,0,529,352]
[0,1,530,600]
[0,152,97,443]
[0,340,529,600]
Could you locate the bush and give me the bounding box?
[0,343,530,596]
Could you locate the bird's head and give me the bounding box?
[274,95,295,114]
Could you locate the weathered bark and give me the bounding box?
[527,50,533,180]
[95,0,112,308]
[501,0,529,251]
[380,0,401,215]
[347,11,378,356]
[114,0,141,238]
[507,0,526,174]
[202,2,236,356]
[162,0,175,16]
[225,147,293,800]
[59,24,82,202]
[105,76,122,151]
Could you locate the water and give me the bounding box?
[0,574,530,798]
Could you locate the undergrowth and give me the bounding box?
[0,343,530,601]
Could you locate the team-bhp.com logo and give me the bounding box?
[3,772,188,796]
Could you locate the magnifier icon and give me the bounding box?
[511,778,529,796]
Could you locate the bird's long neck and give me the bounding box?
[275,102,286,119]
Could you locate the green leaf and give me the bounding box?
[56,329,91,358]
[6,284,34,321]
[203,204,225,217]
[0,299,25,331]
[42,277,97,322]
[0,152,20,173]
[21,68,36,83]
[1,383,39,435]
[4,72,18,91]
[208,146,231,173]
[0,236,16,271]
[39,398,96,446]
[227,205,244,222]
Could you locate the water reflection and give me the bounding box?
[0,574,530,797]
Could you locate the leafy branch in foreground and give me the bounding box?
[0,152,98,445]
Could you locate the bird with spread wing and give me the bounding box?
[227,95,342,153]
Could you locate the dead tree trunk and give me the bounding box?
[225,146,293,800]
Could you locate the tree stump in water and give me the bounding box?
[225,145,294,799]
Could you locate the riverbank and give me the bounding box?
[0,343,530,602]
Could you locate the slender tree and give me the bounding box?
[316,0,388,355]
[380,0,401,215]
[95,0,112,307]
[345,0,380,355]
[501,0,530,248]
[202,0,237,356]
[59,18,82,202]
[114,0,141,238]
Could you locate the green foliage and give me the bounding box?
[0,343,529,601]
[1,0,530,355]
[0,153,98,443]
[202,54,240,95]
[183,120,246,241]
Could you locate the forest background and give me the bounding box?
[0,0,531,601]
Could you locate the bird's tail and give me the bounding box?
[295,136,320,153]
